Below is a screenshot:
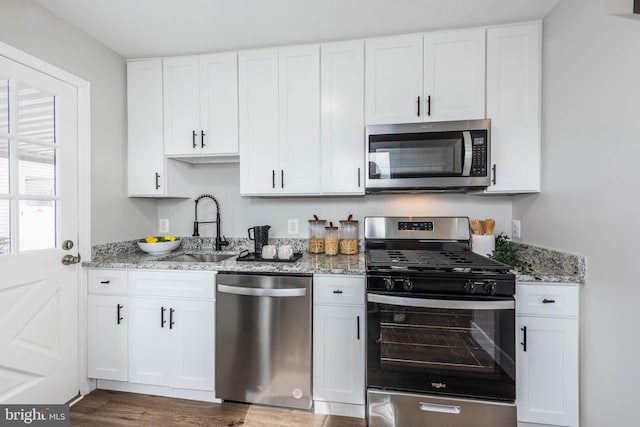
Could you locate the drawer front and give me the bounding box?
[88,269,128,294]
[129,270,216,299]
[516,283,579,317]
[314,274,365,305]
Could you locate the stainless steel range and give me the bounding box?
[365,217,517,427]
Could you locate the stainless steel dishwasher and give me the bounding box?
[215,273,312,410]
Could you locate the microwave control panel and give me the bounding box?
[470,132,487,176]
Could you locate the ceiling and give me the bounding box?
[34,0,561,58]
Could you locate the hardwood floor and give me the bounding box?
[70,390,367,427]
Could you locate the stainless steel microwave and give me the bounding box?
[365,119,491,193]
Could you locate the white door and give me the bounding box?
[238,48,280,195]
[128,297,170,387]
[423,29,486,121]
[365,35,423,124]
[87,295,128,381]
[313,304,365,404]
[278,44,320,195]
[170,299,214,391]
[163,55,200,156]
[320,40,365,195]
[200,52,239,156]
[0,55,80,403]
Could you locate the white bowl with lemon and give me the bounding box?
[137,236,181,255]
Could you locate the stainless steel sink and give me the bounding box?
[159,253,234,263]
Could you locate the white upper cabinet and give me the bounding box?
[278,45,321,194]
[163,52,239,158]
[365,29,486,125]
[423,29,486,121]
[365,35,423,125]
[238,48,280,195]
[320,40,365,195]
[485,22,541,193]
[127,59,191,197]
[239,45,321,196]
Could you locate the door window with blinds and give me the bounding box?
[0,75,58,254]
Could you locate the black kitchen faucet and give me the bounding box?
[193,194,229,251]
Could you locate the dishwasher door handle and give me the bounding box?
[218,284,307,297]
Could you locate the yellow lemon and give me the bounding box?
[145,236,159,243]
[164,236,176,241]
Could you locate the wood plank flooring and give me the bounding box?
[70,389,367,427]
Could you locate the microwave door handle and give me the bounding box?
[462,131,472,177]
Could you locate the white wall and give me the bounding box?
[158,162,513,238]
[513,0,640,425]
[0,0,157,245]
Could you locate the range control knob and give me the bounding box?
[402,279,414,291]
[483,281,498,295]
[463,280,476,294]
[383,278,395,291]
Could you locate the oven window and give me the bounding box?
[368,131,464,179]
[367,298,515,401]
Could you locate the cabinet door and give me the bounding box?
[87,295,128,381]
[128,297,171,386]
[320,41,365,195]
[313,305,365,405]
[278,45,321,194]
[485,23,541,193]
[163,56,201,156]
[200,52,239,155]
[424,29,486,121]
[516,316,579,427]
[169,299,215,391]
[127,59,165,196]
[239,48,280,195]
[365,35,423,124]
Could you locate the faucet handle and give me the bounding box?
[219,235,229,246]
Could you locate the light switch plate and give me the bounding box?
[159,218,169,234]
[512,220,521,239]
[288,219,299,235]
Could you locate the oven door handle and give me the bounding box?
[367,293,514,310]
[462,130,472,177]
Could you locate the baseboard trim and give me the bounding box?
[313,400,365,418]
[96,380,221,403]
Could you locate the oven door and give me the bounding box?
[367,293,515,401]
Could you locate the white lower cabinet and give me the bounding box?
[87,269,128,381]
[516,283,579,427]
[87,295,128,381]
[87,269,216,400]
[128,297,214,391]
[313,274,365,418]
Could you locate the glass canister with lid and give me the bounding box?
[308,215,326,253]
[324,222,339,256]
[339,214,359,255]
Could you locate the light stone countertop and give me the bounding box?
[84,237,584,283]
[84,238,365,275]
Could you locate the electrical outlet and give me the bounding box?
[512,220,521,239]
[288,219,299,235]
[159,218,170,234]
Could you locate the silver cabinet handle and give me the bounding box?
[419,402,461,414]
[367,293,514,310]
[218,284,306,297]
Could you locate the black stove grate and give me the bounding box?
[366,249,512,273]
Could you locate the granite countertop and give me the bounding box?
[84,237,365,275]
[85,237,585,283]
